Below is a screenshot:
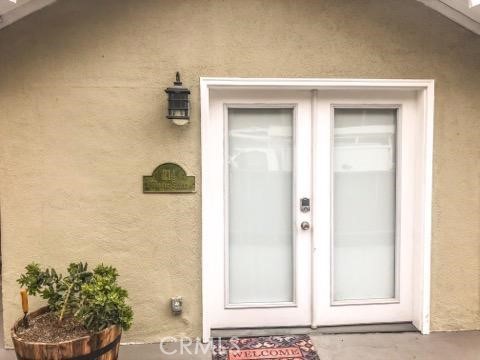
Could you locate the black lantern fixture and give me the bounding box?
[165,72,190,126]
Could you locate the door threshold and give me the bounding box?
[211,322,418,338]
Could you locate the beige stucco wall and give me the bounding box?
[0,0,479,346]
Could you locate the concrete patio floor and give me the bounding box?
[119,331,480,360]
[2,330,480,360]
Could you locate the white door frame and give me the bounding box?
[200,78,435,342]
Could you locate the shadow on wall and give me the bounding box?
[0,0,165,92]
[1,0,479,93]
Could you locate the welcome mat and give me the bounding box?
[212,335,320,360]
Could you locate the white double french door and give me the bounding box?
[204,86,424,333]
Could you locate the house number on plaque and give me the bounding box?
[143,163,195,193]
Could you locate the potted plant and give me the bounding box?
[11,262,133,360]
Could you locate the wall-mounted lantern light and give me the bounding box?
[165,72,190,126]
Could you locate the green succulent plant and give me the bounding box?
[17,262,133,332]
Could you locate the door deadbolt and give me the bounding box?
[301,221,310,230]
[300,198,310,213]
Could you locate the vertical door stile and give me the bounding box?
[310,89,318,329]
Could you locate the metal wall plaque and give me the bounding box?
[143,163,195,193]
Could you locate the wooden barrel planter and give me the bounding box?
[11,307,122,360]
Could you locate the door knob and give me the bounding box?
[300,221,310,230]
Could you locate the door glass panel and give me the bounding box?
[333,108,397,301]
[228,108,294,304]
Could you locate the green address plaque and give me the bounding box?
[143,163,195,193]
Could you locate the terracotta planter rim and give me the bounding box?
[11,306,121,346]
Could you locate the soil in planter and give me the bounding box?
[16,312,91,343]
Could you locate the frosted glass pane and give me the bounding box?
[228,108,293,304]
[333,108,397,301]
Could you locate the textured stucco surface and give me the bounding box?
[0,0,479,346]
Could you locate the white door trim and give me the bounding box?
[200,78,435,342]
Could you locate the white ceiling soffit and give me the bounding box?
[417,0,480,35]
[0,0,56,30]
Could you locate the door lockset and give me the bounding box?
[300,221,311,231]
[300,198,310,213]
